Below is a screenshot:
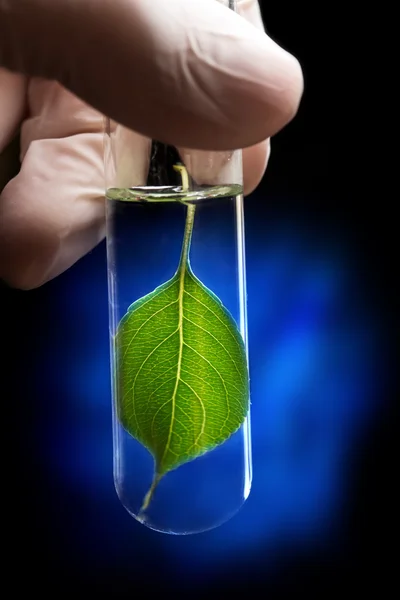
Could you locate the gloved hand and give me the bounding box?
[0,0,303,290]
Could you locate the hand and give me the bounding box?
[0,0,303,290]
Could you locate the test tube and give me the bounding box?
[104,1,252,536]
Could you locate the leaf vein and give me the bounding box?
[184,289,244,352]
[121,298,178,360]
[179,379,206,446]
[183,341,230,425]
[183,315,245,383]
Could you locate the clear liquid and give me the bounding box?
[106,184,252,535]
[106,183,243,203]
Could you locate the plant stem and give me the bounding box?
[178,203,196,271]
[174,164,196,271]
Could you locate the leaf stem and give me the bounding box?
[174,164,196,271]
[178,203,196,270]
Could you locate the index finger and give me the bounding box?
[0,0,303,151]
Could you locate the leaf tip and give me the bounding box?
[139,472,163,515]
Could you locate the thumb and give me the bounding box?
[0,0,303,151]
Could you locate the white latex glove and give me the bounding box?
[0,0,303,290]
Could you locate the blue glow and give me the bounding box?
[36,212,384,579]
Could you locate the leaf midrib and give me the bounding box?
[158,261,186,472]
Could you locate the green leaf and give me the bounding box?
[114,167,249,513]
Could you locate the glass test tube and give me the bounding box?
[104,0,252,536]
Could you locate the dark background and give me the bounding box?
[1,2,396,597]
